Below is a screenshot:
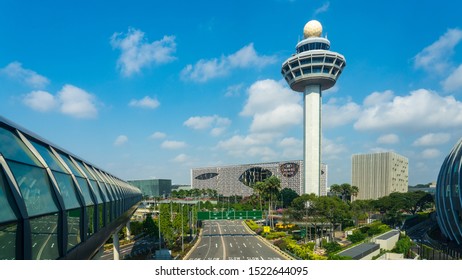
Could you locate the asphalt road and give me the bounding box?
[186,220,286,260]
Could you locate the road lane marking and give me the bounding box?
[243,243,247,248]
[261,256,264,260]
[215,243,218,248]
[33,243,37,248]
[230,243,233,248]
[257,243,262,247]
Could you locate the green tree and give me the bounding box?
[279,188,299,208]
[159,204,175,248]
[314,196,350,241]
[350,199,373,226]
[143,213,158,236]
[392,235,412,257]
[330,183,359,203]
[263,176,281,229]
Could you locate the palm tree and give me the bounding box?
[330,183,359,203]
[263,176,281,229]
[254,181,266,213]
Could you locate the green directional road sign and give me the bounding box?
[197,211,262,220]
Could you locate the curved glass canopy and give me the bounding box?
[0,116,142,259]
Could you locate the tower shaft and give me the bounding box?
[304,84,321,195]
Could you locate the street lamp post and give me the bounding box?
[158,203,162,250]
[181,204,184,253]
[305,201,311,244]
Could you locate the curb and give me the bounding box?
[241,221,294,260]
[183,230,202,260]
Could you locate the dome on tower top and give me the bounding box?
[304,20,322,38]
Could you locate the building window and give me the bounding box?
[239,167,272,187]
[195,173,219,180]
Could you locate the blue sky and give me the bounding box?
[1,0,462,186]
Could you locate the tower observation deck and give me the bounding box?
[281,20,346,196]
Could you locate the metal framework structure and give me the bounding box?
[0,116,141,259]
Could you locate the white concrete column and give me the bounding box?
[303,84,321,196]
[113,232,120,260]
[126,222,131,240]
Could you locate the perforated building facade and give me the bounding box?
[191,161,327,197]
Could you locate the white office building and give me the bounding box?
[352,152,408,200]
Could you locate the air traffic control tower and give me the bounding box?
[281,20,346,196]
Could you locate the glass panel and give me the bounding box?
[57,153,83,177]
[0,127,41,167]
[74,160,94,180]
[302,68,312,74]
[312,57,324,63]
[98,204,104,229]
[325,57,334,64]
[0,222,17,260]
[290,61,299,68]
[8,161,58,216]
[28,139,66,173]
[67,208,81,251]
[0,169,16,223]
[30,214,59,260]
[52,171,80,209]
[300,58,310,65]
[76,177,94,206]
[88,180,102,203]
[87,206,94,236]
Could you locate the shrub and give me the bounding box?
[323,241,342,254]
[347,230,366,243]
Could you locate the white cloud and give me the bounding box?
[114,135,128,147]
[1,61,49,88]
[171,153,190,163]
[322,137,347,158]
[442,64,462,92]
[23,84,98,119]
[241,79,302,134]
[369,147,393,154]
[150,132,166,139]
[23,90,57,112]
[363,90,394,107]
[323,98,361,128]
[58,84,98,119]
[377,134,399,144]
[111,28,176,77]
[279,137,302,158]
[414,28,462,74]
[183,115,231,136]
[181,43,276,82]
[210,127,226,137]
[354,89,462,131]
[129,96,160,109]
[161,140,186,149]
[216,134,275,158]
[184,115,227,130]
[413,133,451,146]
[314,2,330,15]
[421,148,440,159]
[225,83,244,97]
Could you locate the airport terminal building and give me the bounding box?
[191,160,327,197]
